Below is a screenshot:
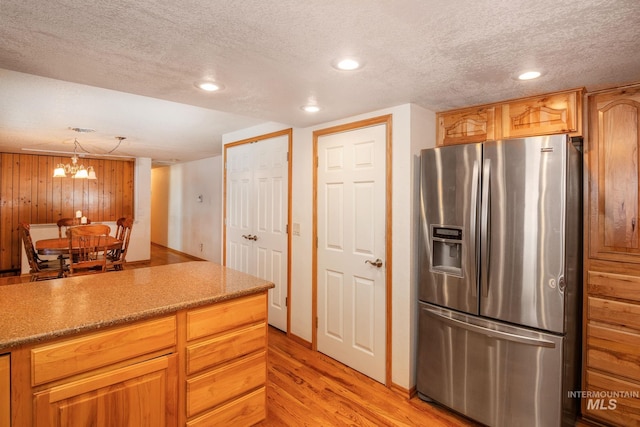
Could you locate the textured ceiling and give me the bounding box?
[1,0,639,164]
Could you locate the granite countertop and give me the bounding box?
[0,261,274,351]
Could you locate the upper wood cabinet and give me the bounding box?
[502,89,582,138]
[437,105,500,146]
[588,84,640,263]
[437,88,584,146]
[583,82,640,427]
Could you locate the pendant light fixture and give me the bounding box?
[53,138,97,179]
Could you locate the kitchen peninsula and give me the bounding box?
[0,261,274,427]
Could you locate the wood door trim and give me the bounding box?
[222,128,293,336]
[312,114,393,387]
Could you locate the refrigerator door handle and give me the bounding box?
[424,308,556,348]
[469,160,480,298]
[480,159,491,298]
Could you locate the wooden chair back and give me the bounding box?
[67,224,111,275]
[19,223,62,281]
[57,217,91,238]
[108,217,133,271]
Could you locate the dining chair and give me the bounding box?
[57,217,91,238]
[19,223,65,281]
[107,217,133,271]
[67,224,111,276]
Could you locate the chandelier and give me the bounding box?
[52,139,97,179]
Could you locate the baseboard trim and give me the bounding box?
[287,332,312,349]
[150,242,205,261]
[390,382,415,399]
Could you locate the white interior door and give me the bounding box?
[226,143,253,273]
[253,136,288,331]
[225,135,289,332]
[316,124,387,383]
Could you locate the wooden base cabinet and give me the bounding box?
[33,355,178,427]
[8,292,269,426]
[0,355,9,427]
[584,271,640,426]
[23,316,178,427]
[584,83,640,427]
[185,293,268,426]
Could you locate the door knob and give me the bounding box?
[365,258,384,268]
[242,234,258,241]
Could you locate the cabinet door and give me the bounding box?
[588,86,640,262]
[33,354,177,427]
[502,90,582,138]
[437,106,499,146]
[0,355,9,427]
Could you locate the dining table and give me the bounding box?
[36,236,122,256]
[36,236,123,274]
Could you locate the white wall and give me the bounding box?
[222,105,435,390]
[131,157,152,262]
[150,156,222,263]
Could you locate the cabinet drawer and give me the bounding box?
[588,271,640,303]
[187,322,266,375]
[186,351,266,417]
[187,387,266,427]
[32,316,176,386]
[186,293,266,341]
[585,370,640,426]
[588,297,640,331]
[587,323,640,380]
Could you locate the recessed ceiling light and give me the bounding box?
[195,81,224,92]
[332,58,363,71]
[68,127,96,133]
[518,71,542,80]
[301,105,320,113]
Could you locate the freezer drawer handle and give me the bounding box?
[365,258,384,268]
[424,308,556,348]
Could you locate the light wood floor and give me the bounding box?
[259,326,476,427]
[4,243,475,426]
[0,243,202,285]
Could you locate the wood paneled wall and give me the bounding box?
[0,153,134,274]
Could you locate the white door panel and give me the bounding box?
[226,143,253,274]
[226,134,289,331]
[253,135,288,331]
[324,269,345,340]
[317,124,386,383]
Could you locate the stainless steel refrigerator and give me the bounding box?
[416,135,582,427]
